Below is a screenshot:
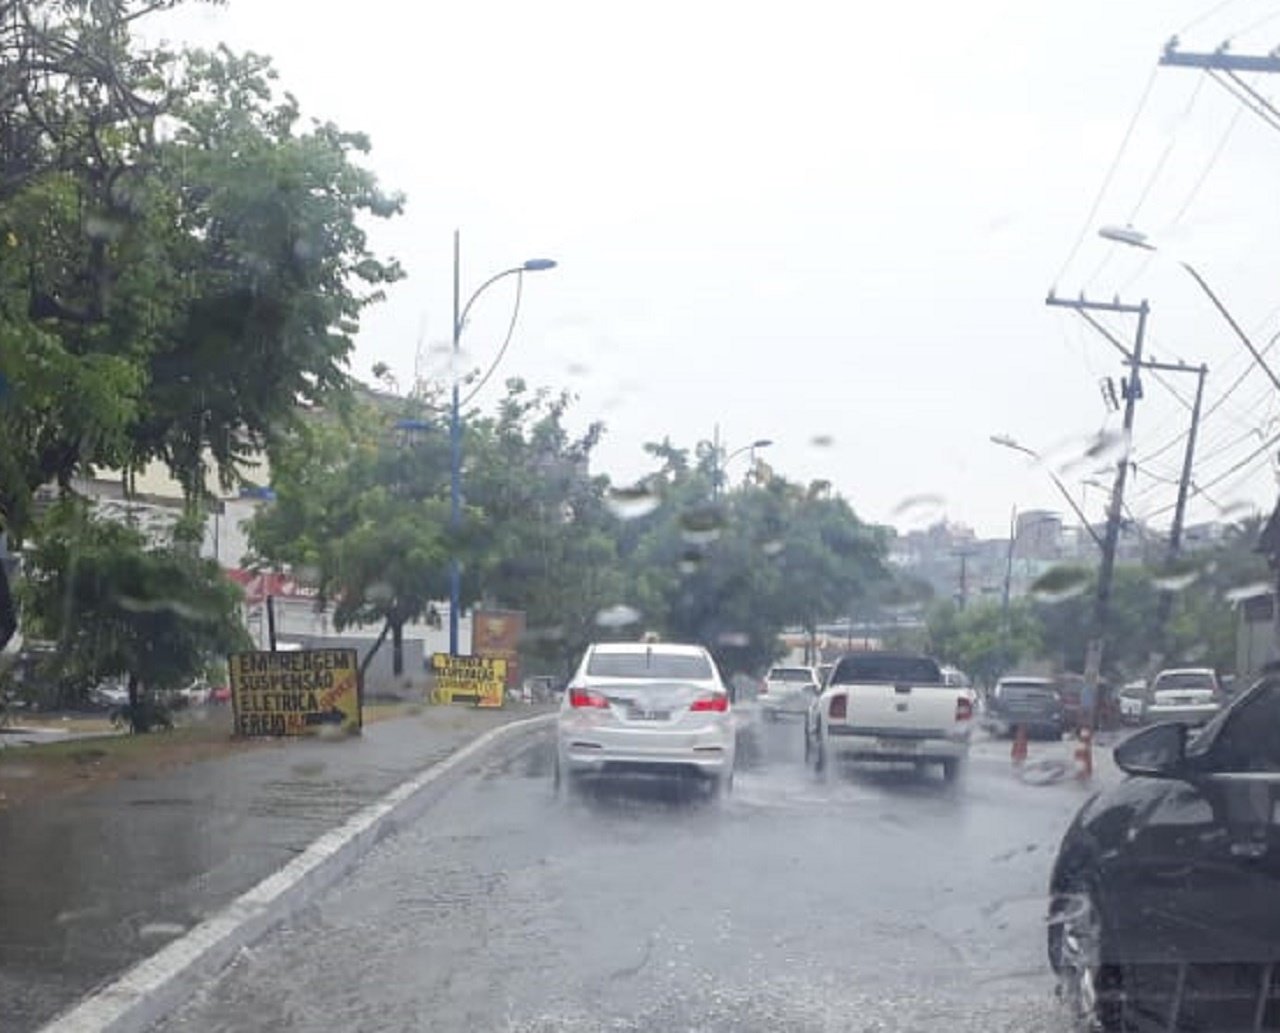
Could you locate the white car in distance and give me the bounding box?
[556,642,735,794]
[760,664,821,720]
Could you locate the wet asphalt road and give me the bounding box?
[153,711,1104,1032]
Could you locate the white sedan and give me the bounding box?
[556,641,735,794]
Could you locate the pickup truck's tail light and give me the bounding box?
[828,693,847,720]
[690,692,729,713]
[569,687,609,709]
[956,696,973,722]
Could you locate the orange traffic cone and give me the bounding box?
[1074,727,1094,781]
[1011,724,1028,766]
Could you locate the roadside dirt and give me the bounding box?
[0,700,425,812]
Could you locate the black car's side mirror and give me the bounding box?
[1115,722,1190,778]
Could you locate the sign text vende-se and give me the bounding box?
[229,648,361,737]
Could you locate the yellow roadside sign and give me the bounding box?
[431,653,507,707]
[229,648,361,737]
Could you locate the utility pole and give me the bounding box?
[953,546,975,611]
[1046,293,1149,728]
[1154,363,1209,634]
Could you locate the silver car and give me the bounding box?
[556,642,735,793]
[1145,667,1222,726]
[760,664,820,720]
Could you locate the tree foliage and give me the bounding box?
[0,0,402,652]
[19,500,248,718]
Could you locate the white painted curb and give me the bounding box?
[38,713,556,1033]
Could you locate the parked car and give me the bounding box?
[1118,679,1147,726]
[805,652,975,782]
[984,676,1064,739]
[1145,667,1222,727]
[1048,674,1280,1031]
[759,664,821,720]
[555,641,735,794]
[88,677,129,709]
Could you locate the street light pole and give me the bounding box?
[449,231,462,656]
[447,231,558,655]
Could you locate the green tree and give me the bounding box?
[617,445,887,674]
[249,402,452,679]
[925,599,1042,687]
[0,1,402,650]
[19,501,248,725]
[462,380,626,676]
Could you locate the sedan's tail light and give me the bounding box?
[569,687,609,709]
[690,693,729,712]
[828,694,847,720]
[956,696,973,722]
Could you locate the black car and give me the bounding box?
[985,675,1065,739]
[1048,674,1280,1031]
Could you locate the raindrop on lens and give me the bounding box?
[595,604,641,628]
[1029,566,1091,603]
[607,483,660,520]
[680,504,726,545]
[678,547,703,574]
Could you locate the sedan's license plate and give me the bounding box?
[878,738,914,752]
[627,709,669,721]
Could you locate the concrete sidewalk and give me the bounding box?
[0,705,549,1033]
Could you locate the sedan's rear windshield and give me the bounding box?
[586,651,714,679]
[768,668,813,682]
[831,655,943,685]
[1154,672,1216,691]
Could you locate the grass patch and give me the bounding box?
[0,711,259,812]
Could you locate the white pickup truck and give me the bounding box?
[804,652,976,782]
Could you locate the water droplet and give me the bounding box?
[291,761,327,778]
[678,547,704,574]
[292,237,316,261]
[680,504,726,545]
[761,539,785,557]
[595,604,641,628]
[716,631,750,648]
[1030,566,1092,603]
[607,482,660,520]
[1218,499,1254,519]
[84,213,125,242]
[1153,567,1198,593]
[566,361,590,377]
[520,625,566,644]
[1226,581,1272,605]
[892,494,946,528]
[364,581,394,605]
[138,921,187,940]
[810,434,835,448]
[1056,429,1130,475]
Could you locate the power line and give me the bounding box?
[1053,66,1160,287]
[459,271,525,408]
[1208,68,1280,132]
[1128,73,1207,224]
[1179,0,1244,34]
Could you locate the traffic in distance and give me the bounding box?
[554,639,1280,1032]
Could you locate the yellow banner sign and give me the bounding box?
[229,648,361,737]
[432,653,507,707]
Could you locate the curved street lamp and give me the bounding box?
[989,435,1104,550]
[713,438,773,497]
[449,233,558,654]
[1098,225,1280,393]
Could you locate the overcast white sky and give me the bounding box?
[149,0,1280,538]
